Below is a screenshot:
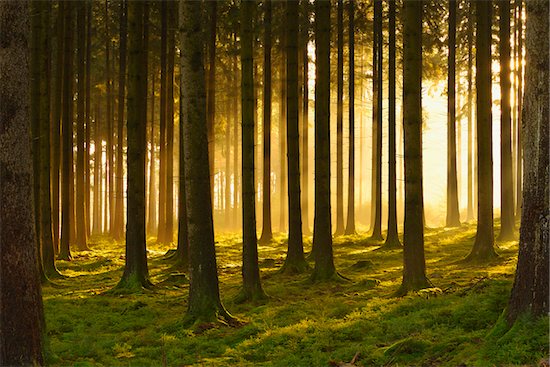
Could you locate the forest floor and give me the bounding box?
[43,221,548,366]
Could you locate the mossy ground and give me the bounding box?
[43,221,548,366]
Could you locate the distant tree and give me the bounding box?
[207,2,217,200]
[259,0,273,244]
[301,0,310,236]
[335,0,345,236]
[147,74,157,233]
[499,0,515,240]
[446,0,461,228]
[239,0,266,301]
[179,0,234,323]
[85,0,92,238]
[282,0,308,274]
[370,0,383,241]
[465,0,498,262]
[382,0,401,249]
[116,0,151,291]
[312,0,338,281]
[157,1,167,243]
[515,0,523,219]
[59,0,74,261]
[466,0,474,221]
[398,0,431,294]
[279,21,288,234]
[344,0,356,236]
[506,0,548,325]
[113,0,127,242]
[93,102,103,235]
[0,2,45,363]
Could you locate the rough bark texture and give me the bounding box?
[0,1,45,363]
[335,0,344,236]
[282,0,307,274]
[117,0,151,291]
[506,0,549,325]
[312,0,336,281]
[466,0,498,262]
[240,0,265,301]
[345,0,356,236]
[179,0,233,323]
[446,0,460,228]
[383,0,401,249]
[177,79,189,269]
[399,0,431,294]
[207,1,217,203]
[259,0,273,244]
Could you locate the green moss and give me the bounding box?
[43,222,548,366]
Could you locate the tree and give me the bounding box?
[239,0,266,302]
[116,0,151,291]
[335,0,345,236]
[312,0,338,281]
[259,0,273,244]
[147,74,157,233]
[93,102,102,235]
[465,0,498,262]
[179,0,234,323]
[157,0,167,243]
[113,0,127,242]
[382,0,401,249]
[344,0,356,236]
[506,0,549,325]
[499,0,515,240]
[165,2,176,244]
[466,0,474,221]
[515,0,523,219]
[0,1,45,363]
[370,0,383,241]
[59,0,74,261]
[75,0,88,250]
[207,2,217,200]
[85,0,92,238]
[446,0,461,228]
[176,80,189,269]
[301,0,310,236]
[282,0,308,274]
[398,0,431,294]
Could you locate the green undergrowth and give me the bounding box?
[43,222,548,366]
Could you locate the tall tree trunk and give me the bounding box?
[104,0,113,235]
[0,3,45,362]
[117,0,151,290]
[345,0,356,235]
[301,0,310,236]
[232,50,240,229]
[52,0,64,253]
[466,0,474,221]
[399,0,431,294]
[113,0,127,242]
[259,0,273,244]
[312,0,338,281]
[85,0,92,238]
[499,0,515,240]
[93,103,102,235]
[371,0,383,240]
[335,0,344,236]
[157,1,167,243]
[75,0,88,250]
[239,0,266,302]
[506,0,549,324]
[383,0,401,248]
[59,1,74,261]
[466,0,498,261]
[207,1,217,204]
[176,78,189,268]
[279,30,287,233]
[179,0,234,323]
[446,0,461,227]
[147,74,157,233]
[282,0,307,274]
[165,2,176,244]
[515,0,523,219]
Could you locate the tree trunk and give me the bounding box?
[179,0,234,323]
[0,3,45,363]
[176,77,189,268]
[147,74,157,233]
[232,50,240,230]
[506,0,549,324]
[312,0,337,281]
[466,0,474,221]
[515,0,523,219]
[59,1,74,261]
[383,0,401,248]
[239,0,266,302]
[335,0,345,236]
[345,0,356,236]
[93,102,102,235]
[85,0,92,238]
[446,0,461,227]
[75,0,88,250]
[279,30,287,234]
[259,0,273,244]
[282,0,307,274]
[117,0,151,291]
[113,0,127,242]
[207,1,217,205]
[466,0,498,262]
[157,1,167,243]
[301,1,310,236]
[399,0,431,294]
[499,0,515,240]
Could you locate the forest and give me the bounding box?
[0,0,548,366]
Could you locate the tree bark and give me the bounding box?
[147,74,157,233]
[0,1,45,363]
[466,0,474,221]
[301,1,310,236]
[157,0,167,243]
[515,0,523,219]
[165,2,176,244]
[345,0,356,236]
[506,0,549,324]
[335,0,345,236]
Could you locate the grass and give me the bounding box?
[43,221,549,366]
